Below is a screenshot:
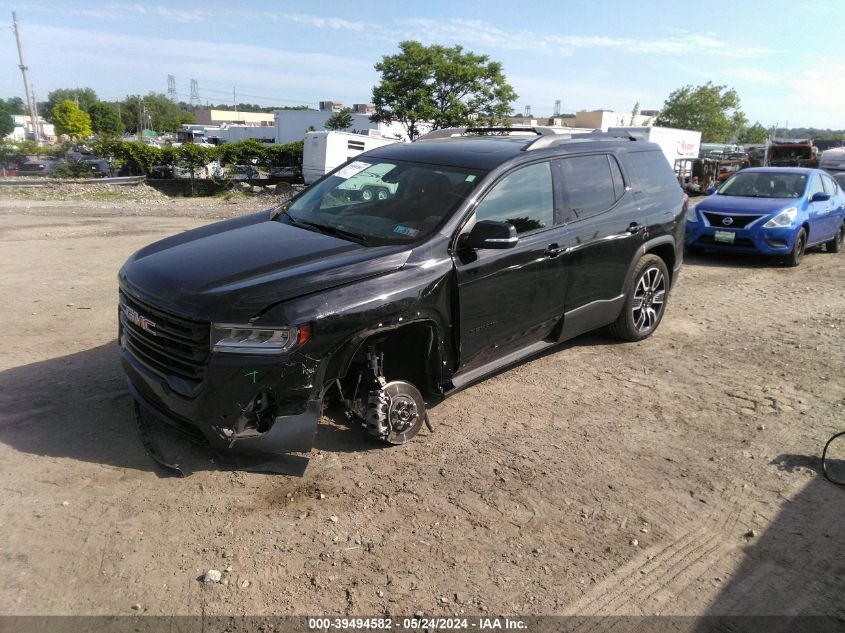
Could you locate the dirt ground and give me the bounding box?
[0,192,843,621]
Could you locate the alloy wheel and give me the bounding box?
[631,267,666,333]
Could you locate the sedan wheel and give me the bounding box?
[785,228,806,267]
[827,223,844,253]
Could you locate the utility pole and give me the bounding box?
[234,87,238,119]
[12,11,41,146]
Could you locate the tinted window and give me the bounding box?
[629,150,681,195]
[475,162,553,234]
[557,154,619,221]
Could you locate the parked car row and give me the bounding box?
[17,155,114,178]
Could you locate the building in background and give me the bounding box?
[193,109,275,126]
[7,114,56,142]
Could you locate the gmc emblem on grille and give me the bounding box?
[121,304,157,335]
[722,217,734,226]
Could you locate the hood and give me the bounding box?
[697,194,799,215]
[120,210,411,321]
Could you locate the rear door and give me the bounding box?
[554,152,644,339]
[454,161,568,372]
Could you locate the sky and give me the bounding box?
[1,0,842,129]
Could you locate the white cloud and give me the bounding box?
[396,18,770,59]
[282,14,370,33]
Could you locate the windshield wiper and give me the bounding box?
[286,214,368,245]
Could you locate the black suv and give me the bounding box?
[118,127,686,457]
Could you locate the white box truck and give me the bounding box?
[607,126,701,167]
[302,131,402,185]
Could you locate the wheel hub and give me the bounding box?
[389,396,418,433]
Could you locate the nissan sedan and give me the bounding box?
[685,167,845,265]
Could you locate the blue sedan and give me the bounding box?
[685,167,845,266]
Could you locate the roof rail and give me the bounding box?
[524,129,638,152]
[415,126,559,142]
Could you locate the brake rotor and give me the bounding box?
[381,380,426,444]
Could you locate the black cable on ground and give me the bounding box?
[821,430,845,487]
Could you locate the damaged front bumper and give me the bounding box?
[120,343,323,455]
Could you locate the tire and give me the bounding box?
[376,187,389,201]
[784,228,807,267]
[360,186,375,202]
[365,380,426,445]
[826,222,844,253]
[609,254,670,342]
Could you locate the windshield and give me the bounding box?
[718,172,807,199]
[280,158,486,245]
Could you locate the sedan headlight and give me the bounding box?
[763,207,798,228]
[686,206,699,222]
[211,323,311,354]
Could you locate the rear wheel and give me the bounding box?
[360,186,375,202]
[609,254,669,342]
[784,228,807,267]
[376,187,389,201]
[826,222,844,253]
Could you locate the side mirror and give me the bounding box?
[705,187,716,195]
[811,191,831,202]
[460,220,518,250]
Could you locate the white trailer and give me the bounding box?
[607,126,701,168]
[302,131,401,185]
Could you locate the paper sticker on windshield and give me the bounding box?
[335,161,371,179]
[393,225,419,237]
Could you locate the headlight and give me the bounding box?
[211,323,311,354]
[686,206,699,222]
[763,207,798,228]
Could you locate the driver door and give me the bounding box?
[453,161,568,373]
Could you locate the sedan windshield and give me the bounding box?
[719,172,807,199]
[279,158,486,245]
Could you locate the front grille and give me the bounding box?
[702,212,764,229]
[697,234,756,248]
[119,289,209,383]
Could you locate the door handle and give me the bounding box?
[544,243,563,258]
[627,222,645,234]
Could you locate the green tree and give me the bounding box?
[120,94,194,134]
[656,82,746,143]
[87,102,123,136]
[628,101,640,126]
[0,109,14,138]
[177,143,211,195]
[45,88,98,122]
[0,97,25,115]
[51,100,93,139]
[371,41,518,140]
[325,107,354,131]
[0,98,23,138]
[738,122,769,144]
